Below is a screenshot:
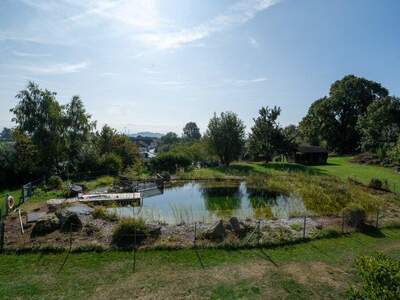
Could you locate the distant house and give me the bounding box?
[289,145,328,165]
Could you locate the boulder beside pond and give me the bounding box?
[204,220,225,241]
[56,210,83,232]
[31,214,60,237]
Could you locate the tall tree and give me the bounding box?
[65,96,96,170]
[205,112,245,166]
[0,127,12,140]
[357,96,400,154]
[157,132,180,152]
[298,97,338,149]
[248,106,291,162]
[299,75,388,153]
[11,82,66,172]
[183,122,201,140]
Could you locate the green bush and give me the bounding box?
[101,153,123,175]
[150,153,192,173]
[368,178,383,190]
[92,207,118,222]
[47,175,64,190]
[342,204,366,228]
[112,218,148,248]
[348,253,400,299]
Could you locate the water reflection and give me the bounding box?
[108,181,309,224]
[200,184,241,217]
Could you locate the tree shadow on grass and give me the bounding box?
[360,225,385,238]
[257,248,279,268]
[262,163,324,175]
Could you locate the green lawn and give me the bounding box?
[1,228,399,299]
[181,157,400,193]
[311,156,400,192]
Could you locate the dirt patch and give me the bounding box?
[282,261,349,289]
[89,261,272,300]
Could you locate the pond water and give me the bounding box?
[108,181,308,224]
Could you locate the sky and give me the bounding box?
[0,0,400,134]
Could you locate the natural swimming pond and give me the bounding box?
[108,181,308,224]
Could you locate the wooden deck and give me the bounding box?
[78,193,142,203]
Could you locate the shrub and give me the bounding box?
[348,253,400,299]
[47,175,64,190]
[368,178,383,190]
[101,153,123,175]
[342,204,366,228]
[92,207,118,222]
[150,153,192,173]
[112,218,148,248]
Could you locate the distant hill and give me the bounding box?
[129,132,163,138]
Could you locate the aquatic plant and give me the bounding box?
[92,207,118,222]
[169,203,194,224]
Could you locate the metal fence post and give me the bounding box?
[0,209,4,253]
[342,213,345,234]
[375,209,380,228]
[303,216,307,239]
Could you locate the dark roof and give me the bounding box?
[296,145,328,154]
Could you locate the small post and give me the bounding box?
[133,227,137,272]
[0,209,4,253]
[375,210,379,228]
[303,216,307,239]
[4,196,8,216]
[342,212,345,234]
[194,223,197,247]
[18,209,24,234]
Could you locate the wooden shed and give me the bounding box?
[289,145,328,165]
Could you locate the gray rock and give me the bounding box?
[31,214,60,237]
[56,209,83,232]
[47,198,66,212]
[228,217,247,237]
[204,220,225,241]
[26,212,46,223]
[65,203,93,215]
[147,224,162,237]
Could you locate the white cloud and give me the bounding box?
[225,77,268,86]
[12,51,51,57]
[137,0,279,49]
[248,37,259,48]
[22,61,89,75]
[66,0,163,30]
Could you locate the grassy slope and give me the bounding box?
[181,157,400,192]
[311,156,400,192]
[0,228,399,299]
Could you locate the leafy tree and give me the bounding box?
[64,96,96,169]
[150,153,192,173]
[248,106,292,162]
[0,142,17,186]
[11,82,66,172]
[101,153,123,175]
[157,132,180,152]
[97,125,117,155]
[111,134,141,169]
[205,112,245,166]
[299,75,388,153]
[12,129,40,180]
[161,132,179,144]
[388,136,400,164]
[97,124,140,170]
[183,122,201,140]
[299,97,338,148]
[358,96,400,154]
[169,139,218,166]
[0,127,12,141]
